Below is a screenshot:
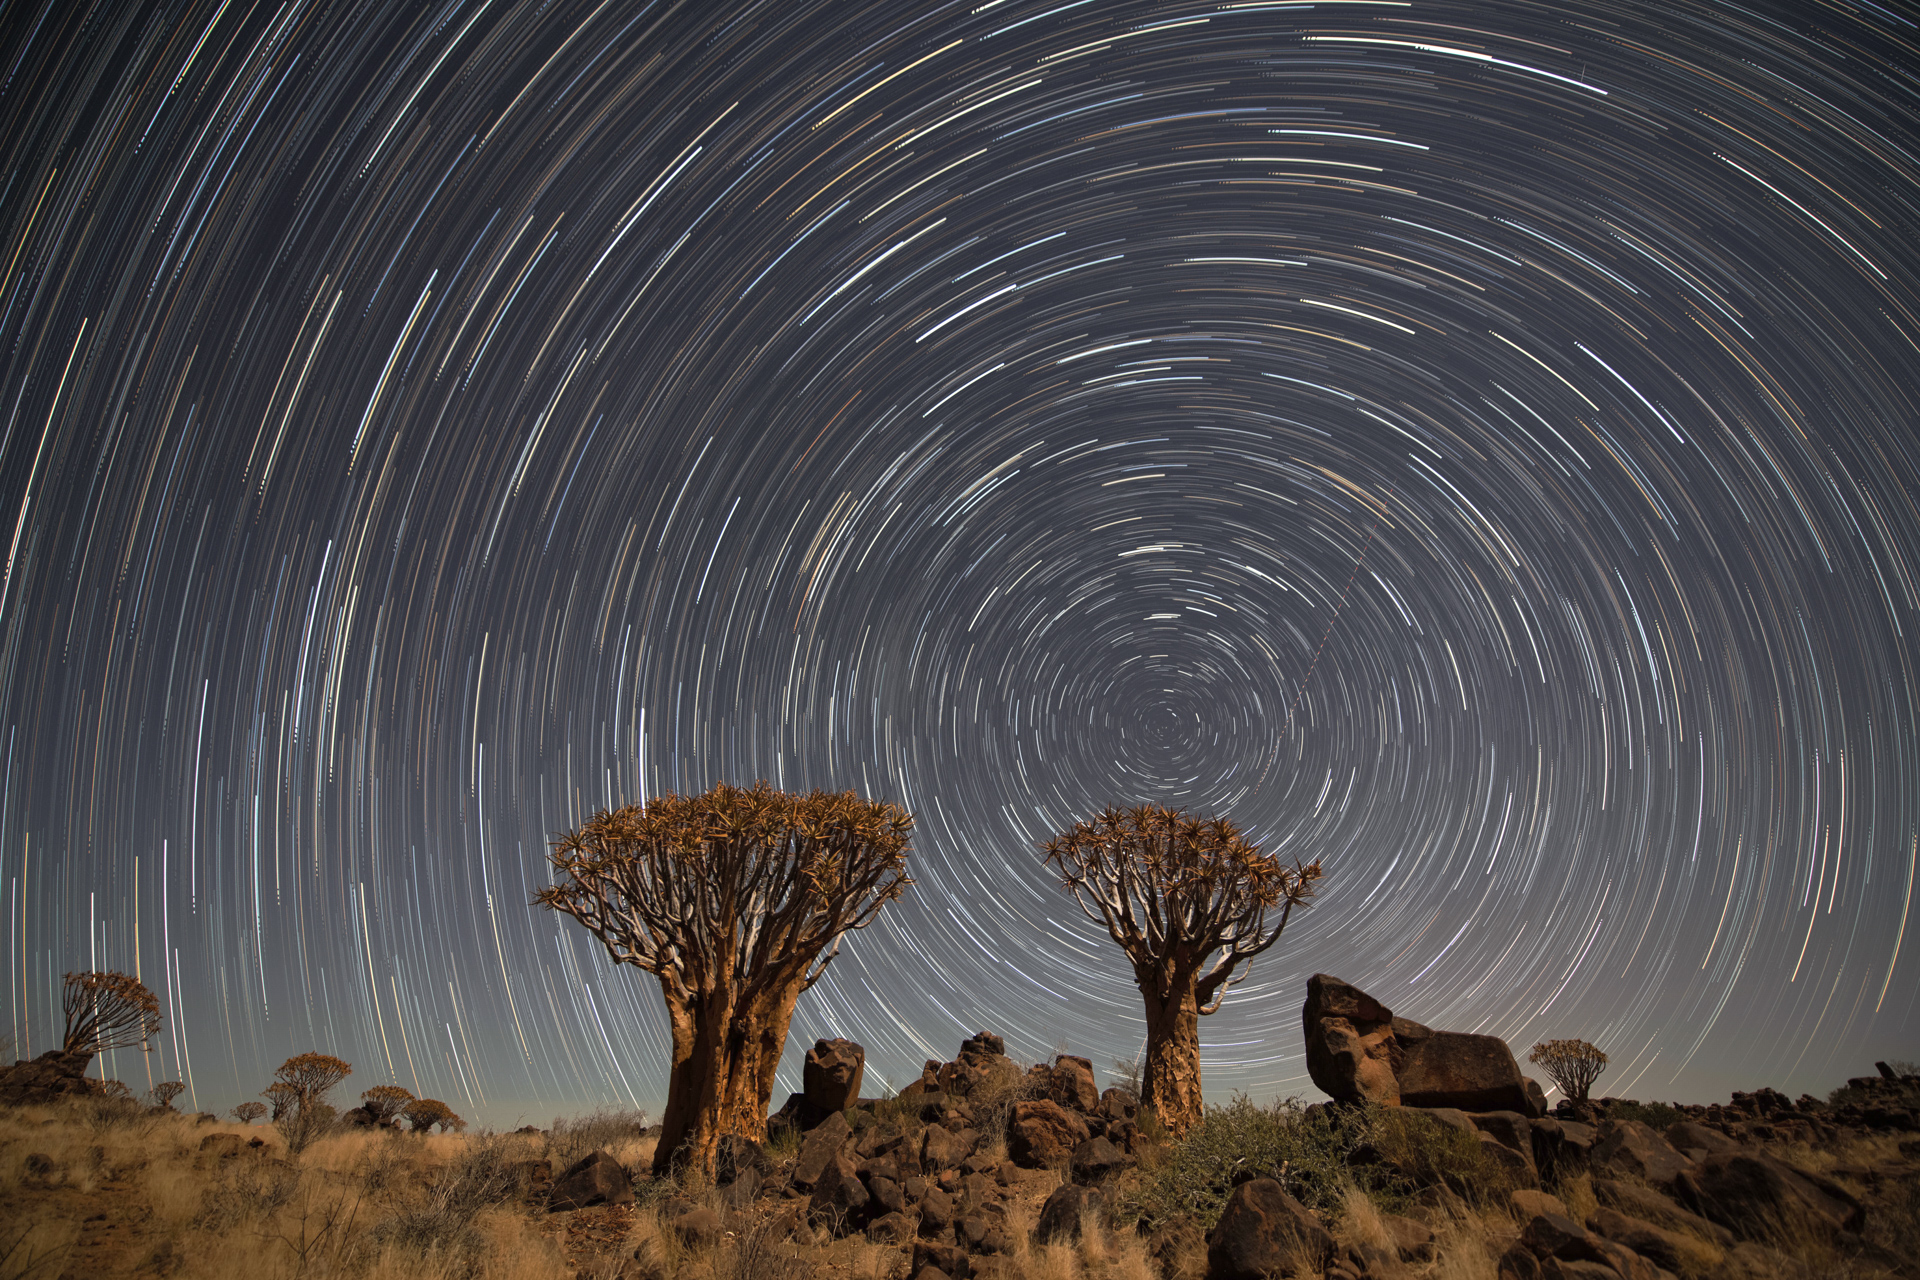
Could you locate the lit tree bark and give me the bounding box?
[538,782,913,1180]
[1044,805,1320,1135]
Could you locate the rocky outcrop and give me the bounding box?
[0,1051,95,1106]
[1206,1177,1336,1280]
[1302,975,1546,1115]
[804,1038,865,1113]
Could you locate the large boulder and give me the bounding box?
[1046,1055,1101,1113]
[547,1150,633,1211]
[1592,1121,1694,1191]
[1207,1177,1336,1280]
[1036,1184,1105,1244]
[1683,1151,1864,1244]
[791,1111,855,1189]
[0,1051,94,1107]
[1396,1023,1540,1115]
[1006,1099,1090,1168]
[1302,975,1544,1115]
[1302,974,1400,1105]
[937,1032,1019,1098]
[804,1038,866,1114]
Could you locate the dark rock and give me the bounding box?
[1525,1078,1549,1118]
[716,1133,769,1185]
[792,1111,855,1188]
[866,1211,917,1244]
[1478,1130,1541,1188]
[1511,1189,1569,1220]
[0,1050,94,1107]
[1383,1212,1436,1261]
[1302,974,1400,1105]
[920,1123,977,1172]
[1530,1117,1596,1182]
[1587,1206,1721,1274]
[913,1241,970,1279]
[1685,1150,1864,1244]
[1035,1184,1103,1243]
[867,1174,907,1218]
[918,1183,956,1234]
[1006,1099,1090,1168]
[1593,1178,1734,1245]
[810,1151,872,1233]
[805,1038,866,1115]
[1206,1177,1336,1280]
[1100,1087,1139,1120]
[1397,1028,1539,1115]
[857,1120,908,1160]
[670,1206,723,1246]
[1540,1260,1624,1279]
[198,1133,248,1160]
[1046,1056,1101,1113]
[1592,1120,1695,1190]
[1069,1135,1129,1183]
[547,1150,632,1211]
[1496,1242,1543,1279]
[963,1032,1004,1057]
[1520,1212,1607,1263]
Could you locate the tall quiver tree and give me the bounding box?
[538,780,913,1180]
[1043,805,1321,1135]
[62,970,161,1062]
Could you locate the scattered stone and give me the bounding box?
[866,1211,917,1244]
[810,1150,873,1233]
[920,1123,977,1172]
[918,1183,956,1235]
[1593,1178,1733,1245]
[1206,1177,1336,1280]
[1045,1055,1101,1113]
[1478,1129,1541,1188]
[669,1206,723,1246]
[1511,1189,1569,1220]
[1068,1135,1129,1183]
[791,1111,855,1189]
[913,1240,970,1279]
[547,1150,632,1211]
[1006,1099,1090,1168]
[715,1133,768,1185]
[1035,1183,1103,1243]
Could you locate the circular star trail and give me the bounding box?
[2,0,1917,1121]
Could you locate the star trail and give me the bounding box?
[2,0,1917,1124]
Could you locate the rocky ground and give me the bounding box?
[4,1012,1918,1279]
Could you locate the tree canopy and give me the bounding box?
[61,970,161,1058]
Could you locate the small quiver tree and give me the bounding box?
[402,1097,460,1133]
[61,970,161,1060]
[232,1100,267,1125]
[1528,1039,1608,1103]
[1043,804,1321,1135]
[268,1052,350,1153]
[360,1084,414,1126]
[537,780,914,1180]
[148,1080,185,1110]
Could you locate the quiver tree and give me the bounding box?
[231,1100,267,1124]
[403,1097,460,1132]
[537,780,914,1179]
[267,1052,351,1153]
[1043,804,1321,1134]
[61,970,161,1059]
[149,1080,185,1110]
[360,1084,414,1126]
[1528,1039,1608,1102]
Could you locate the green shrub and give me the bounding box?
[1365,1107,1517,1210]
[1119,1095,1371,1228]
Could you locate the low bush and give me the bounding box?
[1118,1095,1371,1228]
[1364,1107,1517,1210]
[1605,1099,1684,1132]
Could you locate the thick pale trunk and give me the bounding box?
[652,972,805,1180]
[1141,976,1203,1135]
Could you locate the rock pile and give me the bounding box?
[0,1050,97,1106]
[716,1032,1141,1277]
[1303,974,1548,1115]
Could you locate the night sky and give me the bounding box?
[3,0,1918,1126]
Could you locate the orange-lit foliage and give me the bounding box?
[61,970,161,1057]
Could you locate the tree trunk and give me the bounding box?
[652,972,805,1180]
[1141,975,1203,1135]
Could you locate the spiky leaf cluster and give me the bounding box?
[1528,1038,1609,1102]
[536,781,913,1002]
[1043,805,1321,1009]
[61,970,161,1057]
